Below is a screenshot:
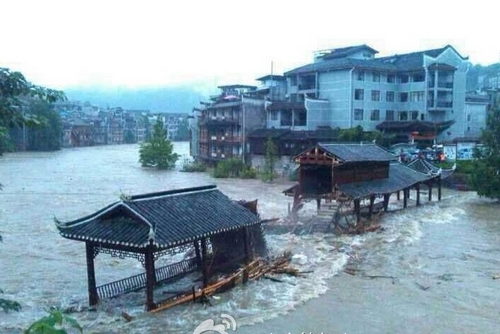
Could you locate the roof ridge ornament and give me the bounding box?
[148,227,155,243]
[120,191,132,202]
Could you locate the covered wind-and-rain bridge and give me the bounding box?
[55,185,266,311]
[286,143,454,226]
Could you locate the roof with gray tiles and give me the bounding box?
[338,162,436,199]
[318,143,397,162]
[55,185,260,249]
[285,45,465,76]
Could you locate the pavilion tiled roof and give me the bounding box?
[55,185,260,249]
[338,162,435,199]
[318,143,397,162]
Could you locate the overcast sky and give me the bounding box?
[2,0,498,90]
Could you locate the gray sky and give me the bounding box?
[2,0,498,89]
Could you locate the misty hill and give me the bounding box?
[63,84,217,113]
[467,62,500,91]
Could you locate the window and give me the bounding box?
[270,111,278,121]
[371,90,380,101]
[386,91,395,102]
[290,76,297,86]
[399,92,408,102]
[420,114,425,121]
[387,74,396,83]
[354,89,364,100]
[370,109,380,121]
[467,126,471,132]
[372,72,380,82]
[357,71,365,81]
[386,110,394,121]
[398,74,409,83]
[398,111,408,121]
[410,111,419,120]
[467,114,471,121]
[413,73,425,82]
[354,109,364,120]
[410,91,425,102]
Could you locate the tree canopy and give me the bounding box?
[468,105,500,200]
[139,118,179,169]
[261,136,278,181]
[0,68,65,154]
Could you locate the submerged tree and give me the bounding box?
[261,136,278,182]
[468,106,500,200]
[139,118,179,169]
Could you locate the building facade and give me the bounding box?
[193,85,267,163]
[277,44,470,142]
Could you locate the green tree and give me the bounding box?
[25,100,62,151]
[139,118,179,169]
[261,136,278,182]
[123,129,136,144]
[468,106,500,200]
[24,310,82,334]
[0,67,65,154]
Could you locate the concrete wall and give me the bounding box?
[424,48,470,141]
[305,98,330,130]
[464,101,488,138]
[317,69,352,129]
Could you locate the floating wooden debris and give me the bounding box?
[151,251,303,313]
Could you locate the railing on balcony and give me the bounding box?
[96,257,197,300]
[437,82,453,89]
[436,101,453,108]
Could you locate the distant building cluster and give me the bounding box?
[190,44,496,168]
[54,101,189,147]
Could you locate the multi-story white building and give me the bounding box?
[274,44,470,142]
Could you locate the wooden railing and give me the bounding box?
[97,257,198,300]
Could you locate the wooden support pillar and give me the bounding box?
[383,194,390,212]
[144,241,156,311]
[438,177,442,201]
[428,184,432,201]
[85,242,98,307]
[242,227,250,264]
[397,191,400,201]
[403,188,408,208]
[368,195,375,219]
[194,240,202,268]
[354,199,361,224]
[201,237,209,288]
[416,184,421,206]
[316,198,321,212]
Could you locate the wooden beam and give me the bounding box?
[354,199,361,224]
[428,183,432,201]
[368,195,375,219]
[397,190,400,201]
[416,184,421,206]
[383,194,390,211]
[438,177,442,201]
[194,240,202,268]
[242,227,250,264]
[144,241,156,311]
[201,237,209,287]
[85,242,98,307]
[403,188,408,208]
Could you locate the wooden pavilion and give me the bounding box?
[286,143,447,223]
[55,185,266,311]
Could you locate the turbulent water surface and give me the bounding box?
[1,143,499,334]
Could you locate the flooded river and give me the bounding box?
[1,143,499,334]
